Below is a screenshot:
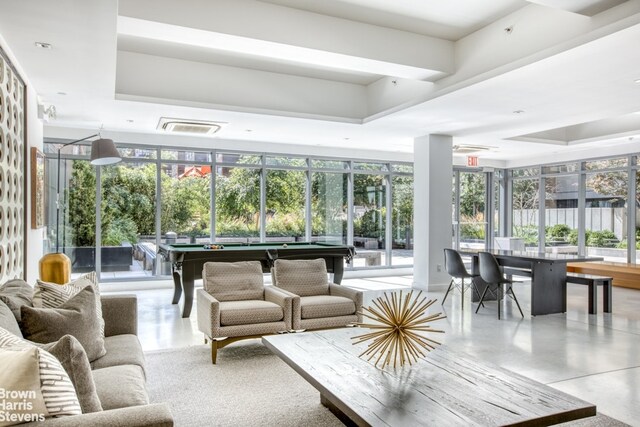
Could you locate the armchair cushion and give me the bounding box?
[219,300,283,326]
[203,261,264,301]
[272,259,329,296]
[300,295,356,319]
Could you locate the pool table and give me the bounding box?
[158,242,355,317]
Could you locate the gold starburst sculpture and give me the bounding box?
[352,291,446,369]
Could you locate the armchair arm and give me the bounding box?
[23,403,174,427]
[329,284,363,321]
[268,286,300,330]
[197,289,220,338]
[101,295,138,337]
[264,286,295,330]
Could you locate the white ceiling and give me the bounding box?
[1,0,640,166]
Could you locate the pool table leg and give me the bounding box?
[333,257,344,284]
[181,263,195,318]
[171,264,182,305]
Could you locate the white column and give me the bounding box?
[413,134,453,290]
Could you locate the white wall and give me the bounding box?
[0,33,44,283]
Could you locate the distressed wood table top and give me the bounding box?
[263,329,596,427]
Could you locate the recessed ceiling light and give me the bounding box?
[126,119,134,123]
[56,91,66,96]
[245,129,253,132]
[635,78,640,84]
[344,137,350,140]
[513,110,525,114]
[34,42,52,49]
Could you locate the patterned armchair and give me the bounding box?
[197,261,293,363]
[272,259,363,331]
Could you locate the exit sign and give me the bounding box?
[467,156,478,167]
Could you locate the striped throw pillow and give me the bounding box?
[0,327,81,421]
[33,272,104,337]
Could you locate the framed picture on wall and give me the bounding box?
[31,147,45,229]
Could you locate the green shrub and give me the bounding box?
[265,213,305,237]
[102,218,138,246]
[587,230,618,247]
[513,225,539,245]
[547,224,571,241]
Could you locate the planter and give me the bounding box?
[63,243,133,272]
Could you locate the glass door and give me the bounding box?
[454,171,488,250]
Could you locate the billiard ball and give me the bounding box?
[282,244,288,248]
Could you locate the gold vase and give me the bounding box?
[39,253,71,284]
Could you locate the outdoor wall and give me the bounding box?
[513,207,628,240]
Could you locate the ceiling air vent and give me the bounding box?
[157,118,227,135]
[452,144,493,154]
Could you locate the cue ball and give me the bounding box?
[283,244,288,248]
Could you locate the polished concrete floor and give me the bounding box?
[108,277,640,425]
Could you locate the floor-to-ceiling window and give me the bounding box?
[543,164,579,255]
[458,171,487,250]
[311,160,348,244]
[352,163,387,267]
[215,152,261,243]
[512,167,540,250]
[45,143,97,279]
[391,164,413,265]
[44,141,414,281]
[100,154,157,280]
[265,156,306,241]
[584,158,628,263]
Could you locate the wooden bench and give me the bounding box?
[566,273,612,315]
[567,261,640,290]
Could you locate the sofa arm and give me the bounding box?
[264,286,295,330]
[329,284,363,321]
[101,295,138,337]
[197,289,220,338]
[22,403,174,427]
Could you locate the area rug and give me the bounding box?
[145,342,629,427]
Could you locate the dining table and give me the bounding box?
[457,249,603,316]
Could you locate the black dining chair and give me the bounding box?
[476,252,524,319]
[443,248,482,310]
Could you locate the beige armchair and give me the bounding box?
[272,259,363,331]
[197,261,293,363]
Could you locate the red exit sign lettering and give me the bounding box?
[467,156,478,167]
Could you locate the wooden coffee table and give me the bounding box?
[263,329,596,426]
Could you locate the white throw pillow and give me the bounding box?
[33,272,104,337]
[0,327,81,424]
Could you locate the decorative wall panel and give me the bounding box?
[0,47,25,282]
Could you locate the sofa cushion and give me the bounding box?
[21,286,107,362]
[92,365,149,410]
[0,278,33,321]
[203,261,264,301]
[273,259,329,297]
[0,327,82,420]
[0,299,22,338]
[219,300,283,326]
[34,272,104,337]
[300,295,356,319]
[91,334,145,376]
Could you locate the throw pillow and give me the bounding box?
[0,279,33,322]
[20,286,107,362]
[40,335,103,414]
[33,272,104,337]
[0,327,81,424]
